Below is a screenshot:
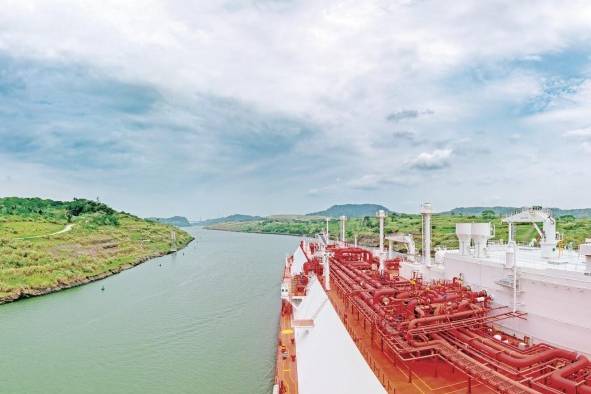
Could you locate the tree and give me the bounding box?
[481,210,496,220]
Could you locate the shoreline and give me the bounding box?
[0,237,194,305]
[205,227,376,245]
[204,227,311,237]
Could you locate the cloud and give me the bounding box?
[1,1,591,215]
[563,126,591,140]
[409,149,453,170]
[346,174,410,190]
[386,109,434,122]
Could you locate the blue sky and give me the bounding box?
[1,0,591,218]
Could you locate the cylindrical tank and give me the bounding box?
[456,223,472,256]
[472,223,492,258]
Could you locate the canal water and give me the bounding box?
[0,228,297,394]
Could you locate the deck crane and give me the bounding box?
[503,206,561,259]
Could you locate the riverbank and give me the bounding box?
[0,197,193,304]
[0,239,192,304]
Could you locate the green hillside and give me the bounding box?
[307,203,390,218]
[0,197,193,303]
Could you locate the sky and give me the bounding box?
[1,0,591,219]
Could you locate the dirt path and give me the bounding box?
[17,224,74,240]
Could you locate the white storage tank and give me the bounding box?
[455,223,472,256]
[471,223,492,258]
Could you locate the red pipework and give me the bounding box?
[547,356,591,394]
[320,244,587,394]
[496,347,577,369]
[372,288,395,304]
[407,309,478,333]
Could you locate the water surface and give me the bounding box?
[0,228,297,393]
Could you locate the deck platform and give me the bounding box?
[326,280,496,394]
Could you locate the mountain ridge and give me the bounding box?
[195,214,263,226]
[307,203,390,218]
[146,216,191,227]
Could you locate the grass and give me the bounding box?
[207,213,591,254]
[0,219,65,238]
[0,198,193,303]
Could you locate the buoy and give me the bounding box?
[101,286,105,291]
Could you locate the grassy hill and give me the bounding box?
[0,197,193,303]
[307,204,390,218]
[208,211,591,254]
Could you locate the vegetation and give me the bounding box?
[147,216,191,227]
[0,197,193,303]
[195,214,263,226]
[208,211,591,254]
[447,206,591,218]
[307,203,390,218]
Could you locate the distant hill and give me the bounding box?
[307,204,390,218]
[445,207,591,218]
[195,214,263,226]
[147,216,191,227]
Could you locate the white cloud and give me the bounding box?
[409,149,453,170]
[563,126,591,140]
[346,173,410,190]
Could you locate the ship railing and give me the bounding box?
[506,206,554,219]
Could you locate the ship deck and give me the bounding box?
[325,280,496,394]
[276,305,298,394]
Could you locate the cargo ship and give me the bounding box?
[273,205,591,394]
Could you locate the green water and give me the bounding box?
[0,228,297,393]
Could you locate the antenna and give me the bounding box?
[377,210,386,275]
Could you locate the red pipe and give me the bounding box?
[408,334,540,394]
[372,288,395,304]
[496,347,577,369]
[453,328,577,369]
[458,328,540,359]
[547,356,591,394]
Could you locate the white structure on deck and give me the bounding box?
[420,203,432,266]
[292,276,386,394]
[401,206,591,356]
[503,207,559,259]
[339,216,347,243]
[377,210,386,274]
[581,238,591,272]
[385,233,416,261]
[455,223,494,258]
